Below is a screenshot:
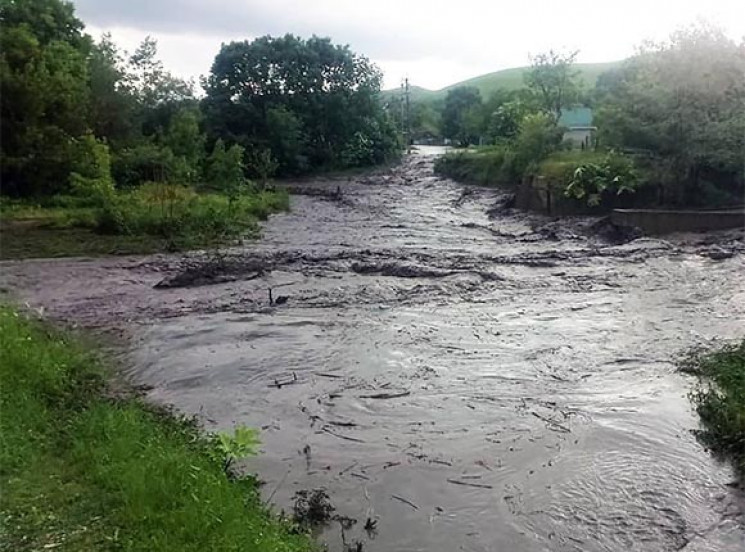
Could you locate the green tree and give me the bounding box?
[128,37,193,110]
[206,139,246,198]
[203,34,396,174]
[514,112,563,171]
[87,33,137,148]
[595,24,745,205]
[266,106,307,174]
[164,107,205,183]
[0,0,91,196]
[69,132,115,203]
[524,50,580,121]
[441,86,483,146]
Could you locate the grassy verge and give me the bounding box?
[433,146,521,188]
[0,306,313,551]
[0,185,289,260]
[433,148,606,189]
[679,340,745,479]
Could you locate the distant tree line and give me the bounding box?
[0,0,400,198]
[427,25,745,207]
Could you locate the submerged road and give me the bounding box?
[2,148,745,551]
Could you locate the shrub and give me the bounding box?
[112,143,176,187]
[205,139,248,196]
[434,146,522,187]
[563,151,640,206]
[513,112,563,174]
[68,133,115,205]
[93,183,289,248]
[679,340,745,478]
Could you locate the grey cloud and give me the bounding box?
[71,0,469,62]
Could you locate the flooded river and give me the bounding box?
[2,148,744,551]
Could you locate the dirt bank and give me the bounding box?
[2,149,744,551]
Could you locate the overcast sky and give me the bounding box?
[73,0,745,91]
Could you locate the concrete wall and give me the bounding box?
[516,176,594,216]
[611,209,745,234]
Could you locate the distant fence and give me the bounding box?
[611,209,745,234]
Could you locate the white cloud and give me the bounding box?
[76,0,745,90]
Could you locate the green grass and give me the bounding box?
[383,61,623,102]
[537,150,607,181]
[433,147,521,187]
[679,340,745,479]
[0,186,289,260]
[0,306,313,551]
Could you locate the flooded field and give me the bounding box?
[2,148,744,551]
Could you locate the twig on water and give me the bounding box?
[391,494,419,510]
[321,427,365,443]
[447,478,493,489]
[359,391,410,399]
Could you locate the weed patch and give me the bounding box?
[679,340,745,480]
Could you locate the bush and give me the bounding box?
[679,340,745,479]
[112,143,177,188]
[93,183,289,249]
[68,133,116,206]
[563,151,640,206]
[513,112,563,174]
[434,147,521,187]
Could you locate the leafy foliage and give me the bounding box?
[524,49,581,120]
[679,340,745,478]
[0,0,91,196]
[441,86,483,146]
[69,132,115,198]
[203,34,398,174]
[93,184,288,249]
[513,112,563,171]
[211,425,261,472]
[564,151,640,206]
[595,24,745,205]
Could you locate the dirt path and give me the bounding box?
[2,149,745,551]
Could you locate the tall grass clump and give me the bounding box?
[0,306,312,551]
[95,183,289,249]
[434,147,520,187]
[679,340,745,479]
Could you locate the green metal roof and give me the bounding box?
[559,107,593,128]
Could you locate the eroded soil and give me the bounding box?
[2,148,744,551]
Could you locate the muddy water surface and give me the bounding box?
[3,148,745,551]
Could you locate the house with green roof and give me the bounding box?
[559,107,596,149]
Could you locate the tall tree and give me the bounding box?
[524,50,580,121]
[595,24,745,205]
[0,0,91,195]
[128,37,193,110]
[441,86,483,146]
[203,34,397,173]
[88,33,137,147]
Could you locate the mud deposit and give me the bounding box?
[2,148,745,551]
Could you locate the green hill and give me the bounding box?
[383,61,623,103]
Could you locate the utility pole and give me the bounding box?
[403,77,411,152]
[400,80,406,141]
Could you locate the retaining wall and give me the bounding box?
[611,209,744,234]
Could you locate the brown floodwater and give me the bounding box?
[2,147,744,551]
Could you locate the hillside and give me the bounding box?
[383,61,623,102]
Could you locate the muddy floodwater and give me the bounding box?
[2,148,745,551]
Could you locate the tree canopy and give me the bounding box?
[441,86,483,146]
[202,34,398,175]
[1,2,400,197]
[595,24,745,204]
[524,50,580,121]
